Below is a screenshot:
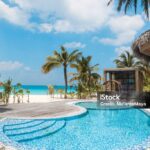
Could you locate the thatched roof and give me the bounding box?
[132,30,150,62]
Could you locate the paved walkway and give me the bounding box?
[0,101,86,119]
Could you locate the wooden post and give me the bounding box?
[135,70,139,93]
[112,73,115,91]
[104,71,107,91]
[109,73,112,91]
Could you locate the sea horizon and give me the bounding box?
[0,85,76,95]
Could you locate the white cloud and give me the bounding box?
[115,46,132,56]
[0,61,31,71]
[0,0,34,30]
[98,15,145,46]
[63,42,86,49]
[52,0,113,33]
[38,23,53,33]
[0,0,113,33]
[0,0,145,41]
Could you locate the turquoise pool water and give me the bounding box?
[0,85,76,95]
[0,102,150,150]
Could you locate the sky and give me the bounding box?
[0,0,149,85]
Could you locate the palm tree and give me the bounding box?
[2,79,12,104]
[70,56,100,98]
[137,61,150,91]
[17,89,24,103]
[114,51,141,68]
[42,46,81,98]
[108,0,150,19]
[12,87,17,103]
[26,89,30,103]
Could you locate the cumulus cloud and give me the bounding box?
[0,0,34,30]
[98,15,145,46]
[0,0,145,47]
[38,23,53,33]
[0,0,113,33]
[0,61,31,71]
[115,46,132,56]
[63,42,86,49]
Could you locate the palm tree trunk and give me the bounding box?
[64,65,68,99]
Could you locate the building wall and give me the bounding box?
[104,69,143,92]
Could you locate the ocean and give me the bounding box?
[0,85,76,95]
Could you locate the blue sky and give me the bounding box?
[0,0,149,85]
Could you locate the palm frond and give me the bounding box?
[114,50,142,68]
[125,0,132,13]
[117,0,125,11]
[87,56,92,62]
[68,50,82,63]
[134,0,138,13]
[70,63,79,69]
[109,0,149,19]
[42,61,61,73]
[142,0,149,18]
[53,51,63,62]
[107,0,113,5]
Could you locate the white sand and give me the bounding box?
[8,94,67,104]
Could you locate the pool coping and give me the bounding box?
[1,100,150,120]
[0,100,91,120]
[141,108,150,117]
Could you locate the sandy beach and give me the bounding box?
[7,95,68,104]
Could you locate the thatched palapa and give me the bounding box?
[132,30,150,62]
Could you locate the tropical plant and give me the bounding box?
[114,51,141,68]
[108,0,150,19]
[138,62,150,91]
[42,46,81,98]
[12,87,17,103]
[138,62,150,78]
[114,51,150,91]
[48,85,55,98]
[2,79,12,104]
[70,56,101,98]
[26,89,30,103]
[15,83,24,103]
[16,83,22,88]
[57,89,64,98]
[16,89,24,103]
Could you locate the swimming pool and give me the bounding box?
[0,102,150,150]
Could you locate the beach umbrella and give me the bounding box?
[132,30,150,62]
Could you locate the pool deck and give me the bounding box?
[1,100,150,119]
[0,100,87,119]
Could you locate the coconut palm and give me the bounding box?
[70,56,101,98]
[26,89,30,103]
[17,89,24,103]
[138,62,150,78]
[114,51,141,68]
[108,0,150,18]
[48,85,55,98]
[137,61,150,91]
[42,46,81,98]
[2,79,12,104]
[12,87,17,103]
